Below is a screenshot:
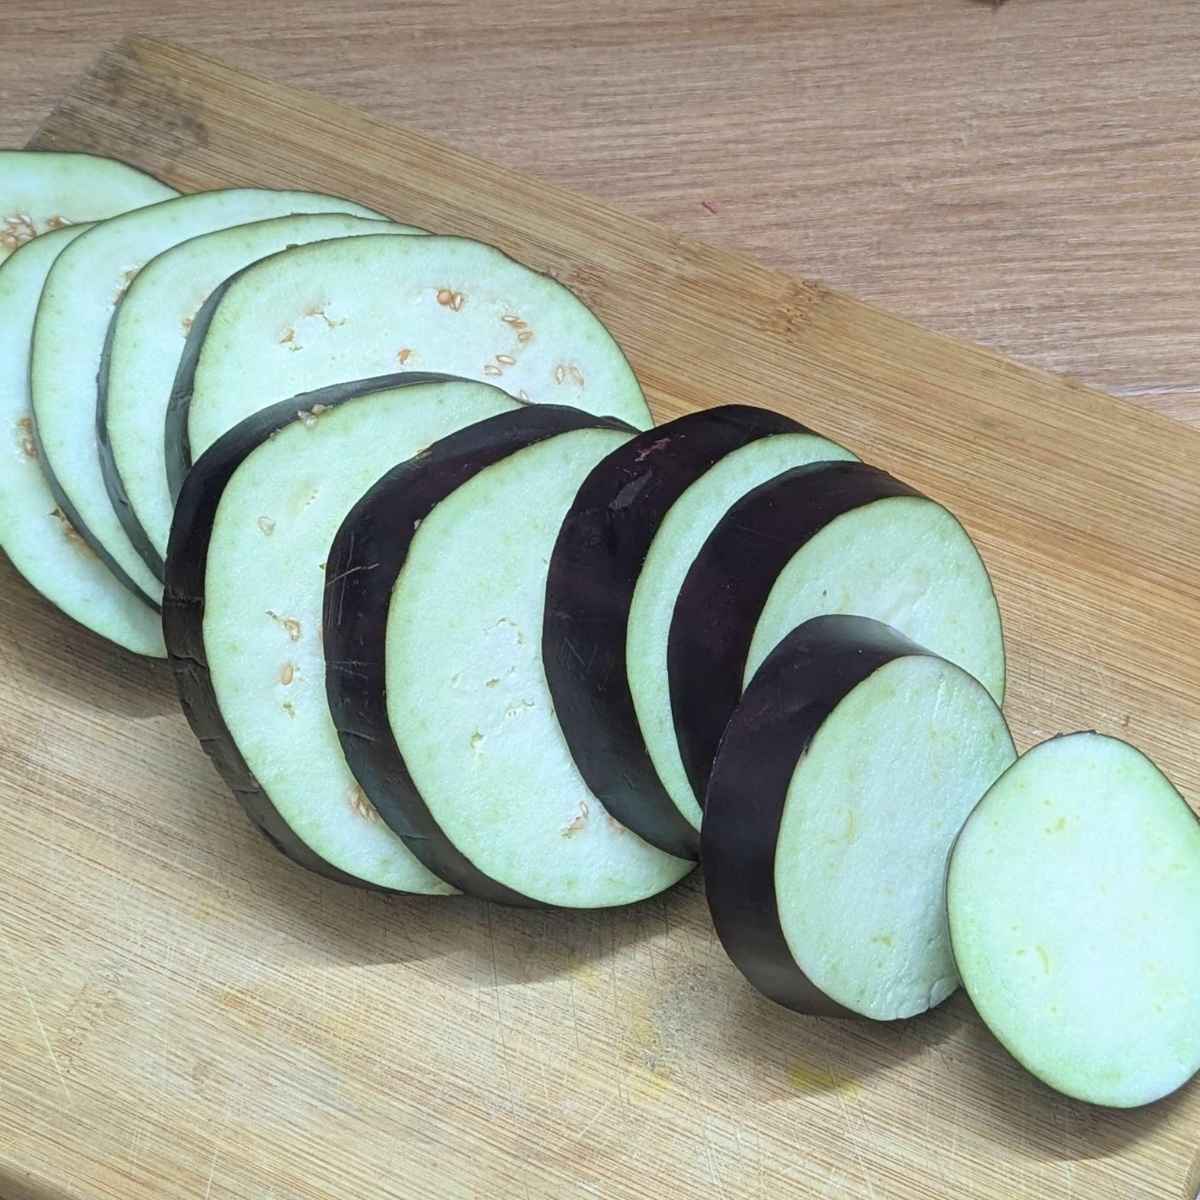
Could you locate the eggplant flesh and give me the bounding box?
[178,233,653,486]
[101,212,420,581]
[324,405,694,908]
[948,732,1200,1108]
[670,460,1005,808]
[703,614,1015,1020]
[544,404,855,858]
[164,373,515,891]
[30,188,382,608]
[0,150,176,266]
[0,227,165,655]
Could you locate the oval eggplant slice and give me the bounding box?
[544,405,856,859]
[704,614,1015,1020]
[179,233,652,478]
[324,405,694,908]
[948,732,1200,1107]
[165,373,517,892]
[670,461,1005,807]
[0,227,164,654]
[104,212,422,582]
[30,187,382,608]
[0,150,176,266]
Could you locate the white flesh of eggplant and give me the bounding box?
[31,188,381,604]
[747,497,1005,699]
[107,213,421,570]
[0,227,164,654]
[776,655,1014,1018]
[187,234,652,463]
[386,427,693,906]
[0,150,176,266]
[627,433,858,831]
[203,383,522,891]
[948,732,1200,1107]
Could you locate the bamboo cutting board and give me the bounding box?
[2,37,1198,1200]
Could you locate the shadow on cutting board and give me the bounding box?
[949,1000,1192,1163]
[0,562,176,720]
[0,1162,74,1200]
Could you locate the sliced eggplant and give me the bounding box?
[324,405,693,908]
[0,150,176,265]
[948,732,1200,1107]
[0,227,165,654]
[30,188,382,609]
[670,461,1005,808]
[704,615,1015,1019]
[544,405,856,859]
[177,233,652,485]
[103,212,421,582]
[165,374,519,891]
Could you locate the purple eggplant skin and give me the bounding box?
[323,404,634,908]
[702,614,929,1017]
[163,267,245,502]
[163,372,466,891]
[669,460,919,806]
[96,308,168,581]
[544,405,812,861]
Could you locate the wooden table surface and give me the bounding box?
[3,1,1199,426]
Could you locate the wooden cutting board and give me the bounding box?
[2,36,1197,1200]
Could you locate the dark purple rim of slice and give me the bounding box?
[669,460,919,806]
[163,371,476,891]
[702,613,930,1017]
[323,403,634,907]
[543,404,815,860]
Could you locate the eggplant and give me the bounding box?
[324,405,694,908]
[29,188,382,609]
[164,372,519,892]
[0,227,165,654]
[948,731,1200,1107]
[544,405,856,858]
[101,211,422,582]
[703,614,1015,1019]
[174,233,653,490]
[670,460,1006,807]
[0,150,175,266]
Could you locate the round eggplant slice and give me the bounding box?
[103,212,422,582]
[0,150,176,266]
[0,227,164,655]
[324,406,694,908]
[670,461,1005,807]
[948,732,1200,1108]
[544,405,856,858]
[30,188,382,609]
[178,233,652,480]
[703,614,1015,1020]
[164,373,517,892]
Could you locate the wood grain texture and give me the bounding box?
[2,34,1199,1200]
[3,2,1200,423]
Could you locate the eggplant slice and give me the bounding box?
[0,227,164,654]
[165,373,518,891]
[670,461,1005,808]
[948,732,1200,1107]
[544,405,856,858]
[103,212,422,582]
[30,188,382,610]
[324,405,694,908]
[0,150,176,266]
[704,615,1015,1019]
[177,233,653,484]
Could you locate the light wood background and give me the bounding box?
[3,1,1200,427]
[2,12,1200,1200]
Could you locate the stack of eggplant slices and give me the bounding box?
[4,150,1198,1110]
